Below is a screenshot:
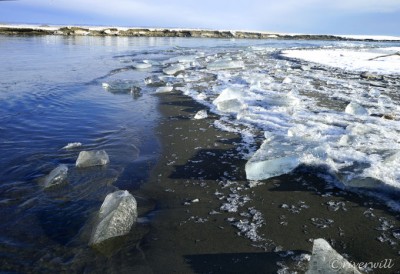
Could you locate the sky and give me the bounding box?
[1,0,400,35]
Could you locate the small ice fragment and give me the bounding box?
[43,164,68,188]
[207,60,244,70]
[156,86,174,93]
[163,64,185,75]
[90,190,137,245]
[310,218,334,229]
[167,55,197,63]
[144,75,165,87]
[282,77,292,84]
[191,198,199,203]
[393,229,400,240]
[369,88,381,98]
[306,238,361,274]
[62,142,82,150]
[132,62,152,69]
[102,80,141,94]
[194,110,208,120]
[76,150,109,168]
[345,102,368,115]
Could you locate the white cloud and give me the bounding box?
[13,0,400,31]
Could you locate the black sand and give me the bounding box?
[133,91,400,273]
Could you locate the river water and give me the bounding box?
[0,35,399,272]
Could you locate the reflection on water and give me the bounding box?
[0,36,167,272]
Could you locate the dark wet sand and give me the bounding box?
[136,91,400,273]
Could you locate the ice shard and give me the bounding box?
[43,164,68,189]
[306,238,361,274]
[76,150,109,168]
[90,190,138,245]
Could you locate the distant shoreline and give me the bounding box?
[1,24,400,42]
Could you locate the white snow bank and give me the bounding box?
[282,48,400,74]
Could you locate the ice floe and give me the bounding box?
[163,64,185,75]
[132,62,152,69]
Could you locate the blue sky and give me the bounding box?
[1,0,400,35]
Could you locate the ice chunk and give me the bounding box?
[43,164,68,189]
[282,77,292,84]
[345,102,368,115]
[144,75,165,87]
[216,99,244,113]
[213,87,245,113]
[76,150,109,168]
[163,64,185,75]
[194,109,208,120]
[306,238,361,274]
[246,154,300,181]
[207,60,244,70]
[62,142,82,150]
[102,80,141,94]
[155,86,173,93]
[90,190,137,245]
[213,87,243,104]
[245,134,326,181]
[167,55,197,63]
[132,62,152,69]
[245,137,301,180]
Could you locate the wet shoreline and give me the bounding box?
[136,90,400,273]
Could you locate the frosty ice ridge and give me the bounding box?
[90,190,138,245]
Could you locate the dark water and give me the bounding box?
[0,36,170,272]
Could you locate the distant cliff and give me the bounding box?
[0,25,398,42]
